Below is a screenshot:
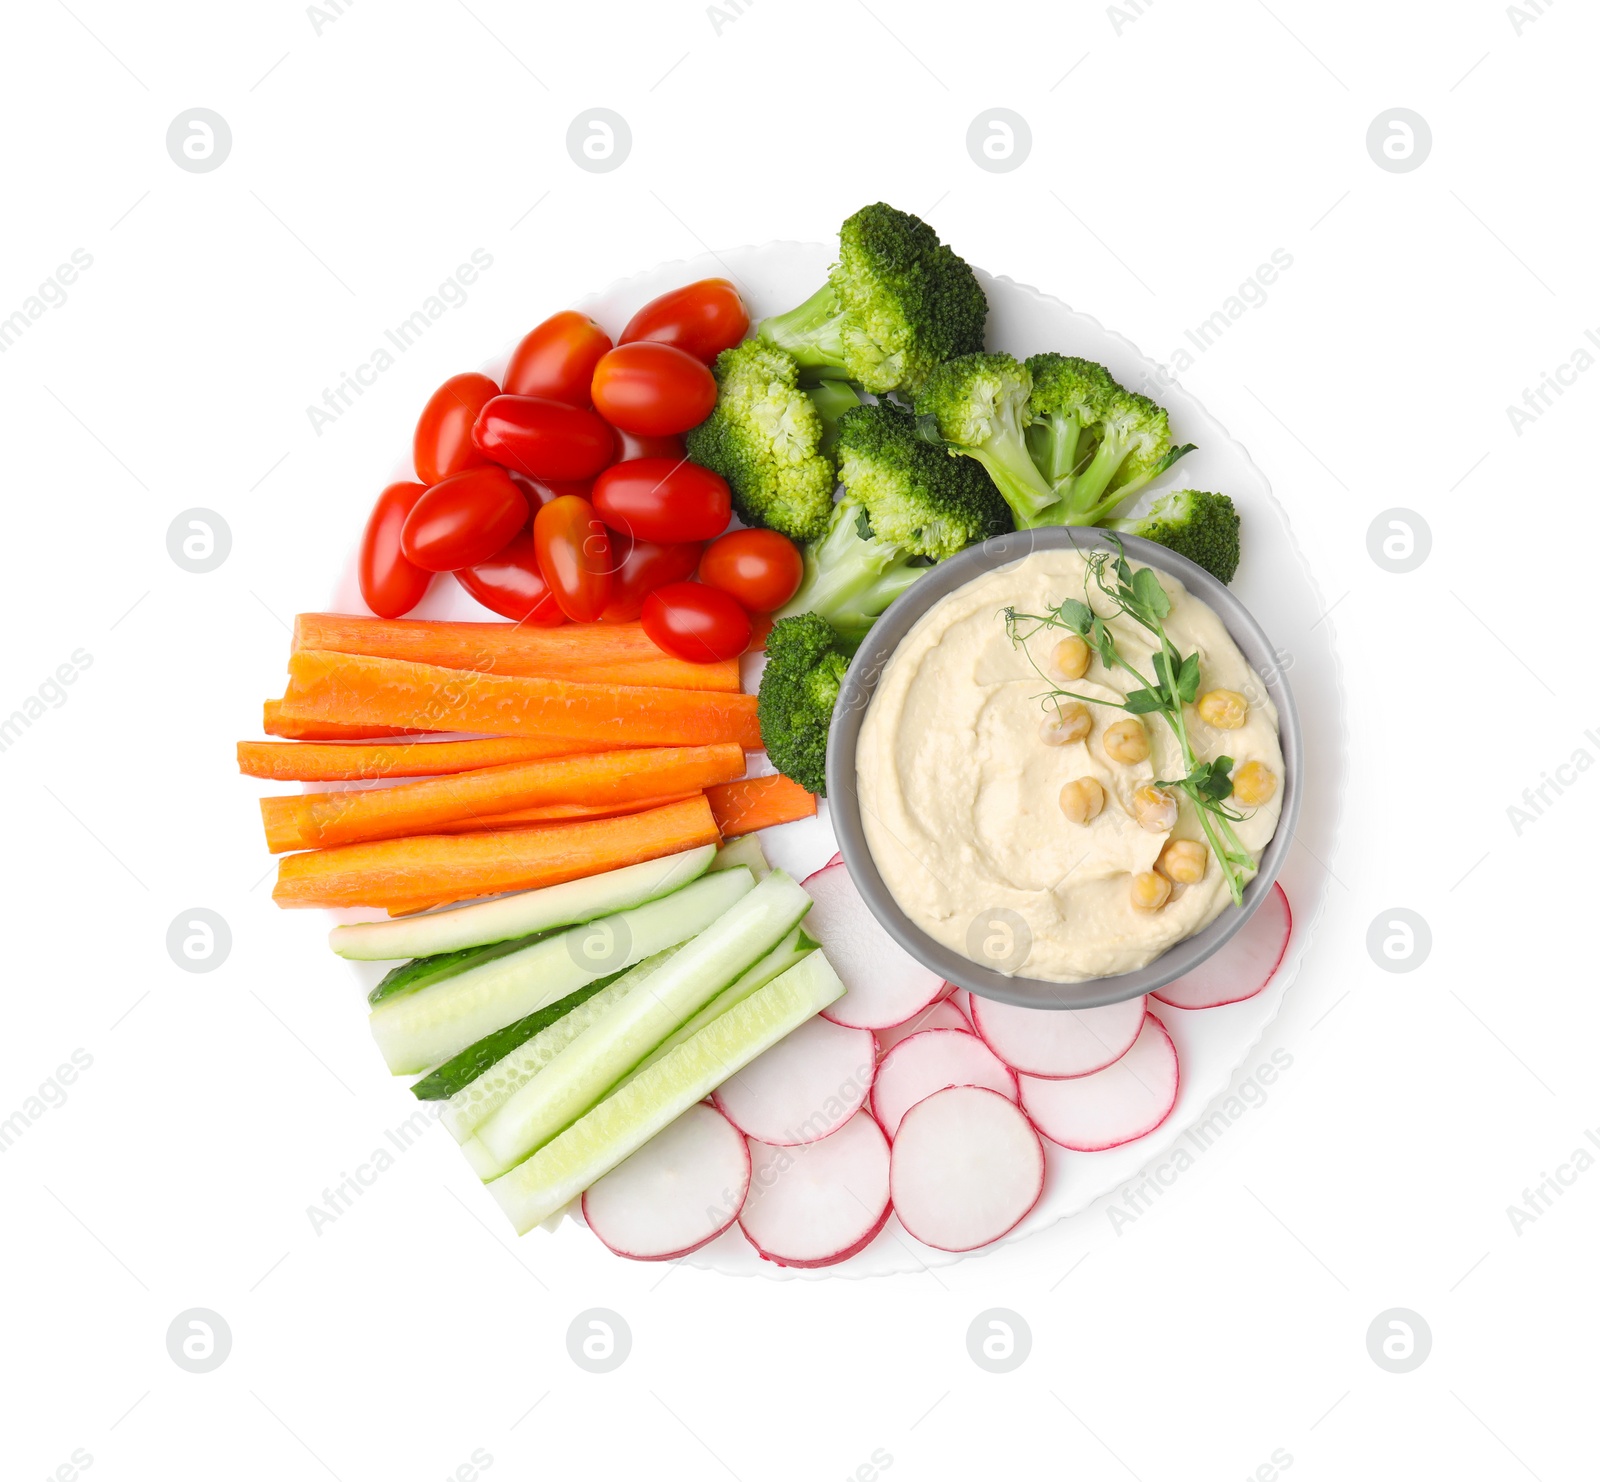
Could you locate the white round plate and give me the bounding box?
[329,243,1346,1280]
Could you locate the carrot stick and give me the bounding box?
[271,795,720,909]
[262,700,425,741]
[260,744,744,852]
[292,613,739,692]
[426,791,700,835]
[237,736,600,782]
[706,774,817,837]
[278,650,761,749]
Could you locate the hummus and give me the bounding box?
[855,548,1284,982]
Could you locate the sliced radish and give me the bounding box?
[875,997,970,1058]
[872,1029,1018,1138]
[969,992,1146,1079]
[738,1111,891,1267]
[1018,1013,1179,1151]
[801,861,944,1029]
[712,1014,876,1146]
[581,1103,751,1261]
[1153,884,1292,1010]
[890,1086,1044,1252]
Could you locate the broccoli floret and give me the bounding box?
[757,613,850,796]
[684,340,843,542]
[1025,356,1195,526]
[914,352,1058,528]
[1108,490,1241,584]
[836,402,1011,559]
[775,499,929,650]
[758,203,986,396]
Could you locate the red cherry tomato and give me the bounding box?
[641,582,752,663]
[590,342,717,436]
[454,531,565,625]
[533,495,613,622]
[510,471,590,516]
[474,395,616,481]
[613,428,686,463]
[413,372,499,486]
[504,311,612,406]
[591,458,731,543]
[599,537,704,623]
[697,528,804,612]
[359,481,434,618]
[620,279,749,364]
[400,466,528,573]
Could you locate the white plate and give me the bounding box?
[330,243,1346,1279]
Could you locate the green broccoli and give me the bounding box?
[774,499,929,651]
[685,339,852,542]
[758,203,986,396]
[1025,353,1195,526]
[914,352,1059,528]
[1108,490,1241,583]
[757,613,850,796]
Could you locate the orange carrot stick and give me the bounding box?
[292,613,739,692]
[426,791,700,835]
[237,736,600,782]
[260,744,744,852]
[706,774,817,837]
[271,795,719,909]
[278,650,761,749]
[262,700,425,741]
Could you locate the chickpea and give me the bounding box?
[1130,870,1172,911]
[1051,635,1091,682]
[1157,839,1208,884]
[1058,776,1106,826]
[1040,700,1092,746]
[1232,760,1278,807]
[1103,718,1150,764]
[1131,784,1177,833]
[1197,688,1247,730]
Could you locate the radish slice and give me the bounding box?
[1153,884,1292,1010]
[581,1103,751,1261]
[890,1086,1044,1252]
[872,1029,1018,1138]
[801,862,945,1029]
[875,998,970,1058]
[969,992,1146,1079]
[712,1015,876,1146]
[1018,1013,1179,1151]
[738,1111,891,1267]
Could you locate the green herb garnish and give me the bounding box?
[1003,539,1258,906]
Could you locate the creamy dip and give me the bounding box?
[855,548,1284,982]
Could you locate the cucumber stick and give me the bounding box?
[369,930,545,1007]
[330,845,716,961]
[369,867,753,1075]
[708,834,770,881]
[624,928,817,1083]
[467,870,814,1180]
[442,949,679,1146]
[489,951,845,1234]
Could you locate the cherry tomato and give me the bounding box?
[533,495,613,622]
[620,279,749,364]
[591,342,717,436]
[474,395,616,481]
[454,531,565,625]
[599,537,704,623]
[413,372,499,485]
[697,528,804,612]
[613,428,686,463]
[504,311,612,406]
[400,466,528,572]
[591,458,731,543]
[642,582,752,663]
[360,481,434,618]
[510,471,590,516]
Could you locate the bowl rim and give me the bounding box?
[824,526,1303,1010]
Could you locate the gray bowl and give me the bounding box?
[825,527,1302,1010]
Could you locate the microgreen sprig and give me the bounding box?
[1002,540,1258,906]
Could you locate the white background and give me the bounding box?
[1,1,1593,1478]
